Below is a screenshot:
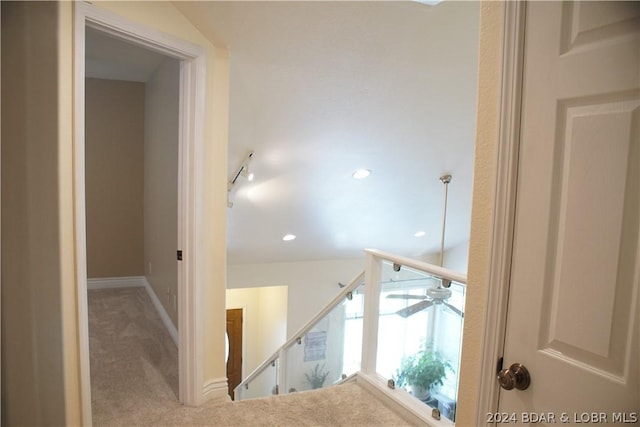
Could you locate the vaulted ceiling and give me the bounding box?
[176,1,480,265]
[89,1,481,266]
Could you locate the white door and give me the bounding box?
[499,1,640,422]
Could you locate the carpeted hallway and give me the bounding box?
[88,287,180,424]
[88,287,415,426]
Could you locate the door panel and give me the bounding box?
[542,98,639,375]
[561,1,640,54]
[500,1,639,418]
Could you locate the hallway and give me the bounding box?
[88,287,180,424]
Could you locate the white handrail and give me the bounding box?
[364,248,467,285]
[234,270,365,395]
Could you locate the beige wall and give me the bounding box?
[1,1,228,420]
[85,78,145,278]
[456,2,505,425]
[228,258,363,338]
[226,286,288,378]
[85,63,181,327]
[1,1,80,425]
[144,58,180,327]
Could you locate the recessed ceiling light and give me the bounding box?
[414,231,426,237]
[282,234,296,241]
[352,169,371,179]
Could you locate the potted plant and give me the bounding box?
[395,344,452,401]
[305,363,330,389]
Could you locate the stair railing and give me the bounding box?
[234,270,365,400]
[234,249,467,426]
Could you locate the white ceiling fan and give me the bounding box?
[387,174,464,318]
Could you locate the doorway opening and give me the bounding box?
[84,26,181,414]
[74,4,207,424]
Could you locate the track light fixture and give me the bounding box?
[230,151,254,186]
[228,150,255,208]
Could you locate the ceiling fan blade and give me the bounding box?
[443,301,464,318]
[386,294,428,300]
[395,300,434,318]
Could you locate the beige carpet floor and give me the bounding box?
[88,287,415,426]
[89,287,180,424]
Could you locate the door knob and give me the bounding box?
[498,363,530,390]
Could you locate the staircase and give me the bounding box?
[234,249,467,427]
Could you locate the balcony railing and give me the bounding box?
[234,249,466,426]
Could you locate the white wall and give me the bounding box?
[443,240,469,274]
[227,258,363,337]
[282,304,347,393]
[418,243,469,274]
[144,57,180,328]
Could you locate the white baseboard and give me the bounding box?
[87,275,178,347]
[87,276,146,289]
[202,377,230,402]
[142,278,179,347]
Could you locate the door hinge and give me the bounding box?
[177,250,183,261]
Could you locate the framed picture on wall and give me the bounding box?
[304,331,327,362]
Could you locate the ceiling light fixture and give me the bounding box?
[282,234,296,241]
[232,151,254,185]
[227,150,255,208]
[352,169,371,179]
[414,231,426,237]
